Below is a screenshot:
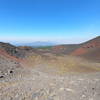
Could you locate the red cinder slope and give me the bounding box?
[0,48,22,63]
[0,42,26,63]
[71,36,100,61]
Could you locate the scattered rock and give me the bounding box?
[0,75,4,78]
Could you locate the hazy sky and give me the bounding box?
[0,0,100,43]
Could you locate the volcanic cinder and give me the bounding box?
[0,36,100,100]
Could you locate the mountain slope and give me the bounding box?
[71,36,100,61]
[51,44,81,55]
[0,42,26,58]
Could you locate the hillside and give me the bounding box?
[0,36,100,100]
[71,36,100,61]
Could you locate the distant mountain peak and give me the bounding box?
[14,41,58,47]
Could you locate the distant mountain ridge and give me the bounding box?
[14,41,58,47]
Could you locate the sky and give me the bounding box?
[0,0,100,44]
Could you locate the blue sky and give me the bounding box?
[0,0,100,43]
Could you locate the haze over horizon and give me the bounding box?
[0,0,100,43]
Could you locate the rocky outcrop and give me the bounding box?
[0,42,38,59]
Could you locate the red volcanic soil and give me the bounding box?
[0,48,23,63]
[0,42,26,63]
[52,45,65,53]
[71,36,100,61]
[51,44,81,55]
[71,48,88,56]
